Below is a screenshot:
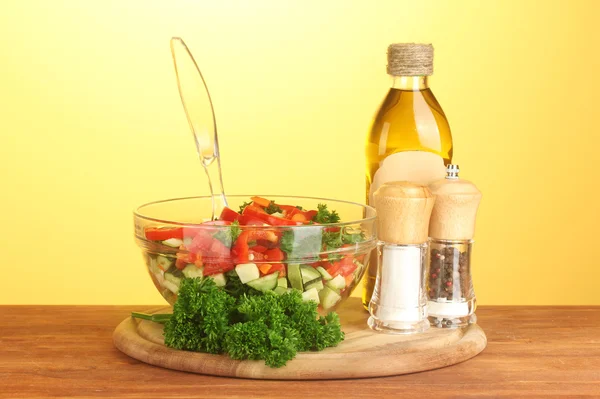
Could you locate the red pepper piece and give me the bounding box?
[279,205,298,215]
[239,214,265,226]
[219,207,241,222]
[251,245,268,253]
[264,248,285,262]
[145,227,183,241]
[243,205,296,226]
[232,229,278,263]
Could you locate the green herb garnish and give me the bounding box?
[265,201,283,215]
[312,203,340,224]
[133,277,344,368]
[322,229,365,262]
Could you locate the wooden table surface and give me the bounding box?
[1,306,599,398]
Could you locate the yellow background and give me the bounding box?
[1,0,598,305]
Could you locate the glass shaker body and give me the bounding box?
[368,242,429,334]
[427,238,476,328]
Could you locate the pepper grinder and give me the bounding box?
[368,181,435,334]
[427,165,482,328]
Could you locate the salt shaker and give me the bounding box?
[427,165,482,328]
[368,181,435,334]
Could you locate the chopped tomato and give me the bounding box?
[145,227,183,241]
[338,256,358,277]
[325,262,342,277]
[219,207,241,222]
[264,248,285,262]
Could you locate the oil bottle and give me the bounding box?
[362,43,454,309]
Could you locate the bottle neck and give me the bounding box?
[391,76,429,90]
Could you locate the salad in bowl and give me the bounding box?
[135,195,377,311]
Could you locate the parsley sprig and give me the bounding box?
[265,201,283,215]
[132,277,344,368]
[312,204,340,224]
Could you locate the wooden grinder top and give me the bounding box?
[373,181,435,245]
[428,169,482,240]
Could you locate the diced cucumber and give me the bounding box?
[183,237,193,247]
[148,256,160,274]
[319,286,342,310]
[326,274,346,291]
[246,272,280,292]
[288,264,303,291]
[162,279,180,294]
[277,277,288,288]
[235,263,260,284]
[300,265,321,284]
[301,287,320,304]
[316,266,333,281]
[273,286,288,295]
[165,265,184,278]
[156,255,174,271]
[208,273,227,287]
[164,272,182,287]
[162,238,183,248]
[302,277,322,288]
[304,279,324,292]
[153,271,165,286]
[182,264,203,279]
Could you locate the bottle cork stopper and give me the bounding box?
[387,43,434,77]
[373,181,435,245]
[428,176,482,240]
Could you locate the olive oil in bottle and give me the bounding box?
[362,43,453,310]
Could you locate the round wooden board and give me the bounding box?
[113,298,486,380]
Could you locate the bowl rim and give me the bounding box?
[134,194,376,229]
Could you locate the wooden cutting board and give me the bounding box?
[113,298,486,379]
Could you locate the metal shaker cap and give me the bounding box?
[446,164,460,179]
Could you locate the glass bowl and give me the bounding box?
[134,195,377,311]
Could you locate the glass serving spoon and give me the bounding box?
[170,37,228,220]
